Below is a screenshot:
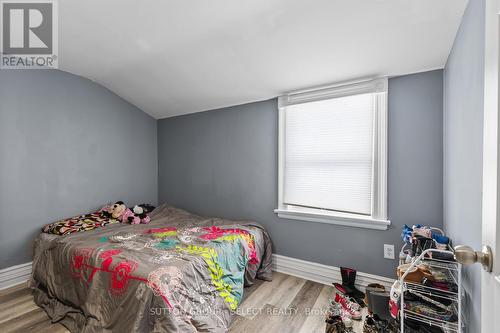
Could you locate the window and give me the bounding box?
[275,78,390,230]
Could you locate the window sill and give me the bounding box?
[273,208,391,230]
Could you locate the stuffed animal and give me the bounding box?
[137,204,155,214]
[101,201,127,220]
[100,201,154,224]
[132,204,155,224]
[122,208,141,224]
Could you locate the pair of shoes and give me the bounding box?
[363,314,400,333]
[332,286,362,312]
[325,315,346,333]
[334,283,364,308]
[340,267,366,307]
[335,293,362,320]
[333,282,364,311]
[327,299,353,328]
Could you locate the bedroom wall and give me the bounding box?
[0,70,158,269]
[157,69,443,278]
[443,1,485,332]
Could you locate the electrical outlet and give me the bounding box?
[384,244,395,260]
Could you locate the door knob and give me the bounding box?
[454,245,493,272]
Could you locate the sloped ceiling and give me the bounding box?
[59,0,468,118]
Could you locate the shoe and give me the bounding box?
[325,315,346,333]
[385,319,400,333]
[362,315,379,333]
[334,282,364,309]
[333,282,347,294]
[372,314,399,333]
[327,299,341,315]
[335,293,362,320]
[340,311,353,329]
[347,296,361,311]
[389,281,401,320]
[364,283,385,313]
[396,263,434,283]
[348,295,365,309]
[340,267,365,306]
[327,299,353,328]
[369,291,391,321]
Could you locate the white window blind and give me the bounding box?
[283,93,374,215]
[275,78,389,230]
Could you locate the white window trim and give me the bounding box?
[275,78,390,231]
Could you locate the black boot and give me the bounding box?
[340,267,365,305]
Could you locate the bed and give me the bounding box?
[29,205,273,332]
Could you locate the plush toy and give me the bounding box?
[137,204,155,214]
[100,201,154,224]
[101,201,127,220]
[132,204,155,224]
[122,208,141,224]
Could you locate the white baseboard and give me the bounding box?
[0,256,395,292]
[0,262,32,290]
[272,254,394,291]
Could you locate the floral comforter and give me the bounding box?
[30,205,273,332]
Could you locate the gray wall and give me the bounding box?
[0,70,158,269]
[443,1,485,332]
[158,69,444,278]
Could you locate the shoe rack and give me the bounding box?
[399,248,463,333]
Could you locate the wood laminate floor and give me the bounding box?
[0,272,368,333]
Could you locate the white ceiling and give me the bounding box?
[59,0,468,119]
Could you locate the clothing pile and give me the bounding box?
[400,224,453,262]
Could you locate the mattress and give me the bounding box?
[30,205,273,332]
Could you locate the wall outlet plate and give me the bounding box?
[384,244,395,260]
